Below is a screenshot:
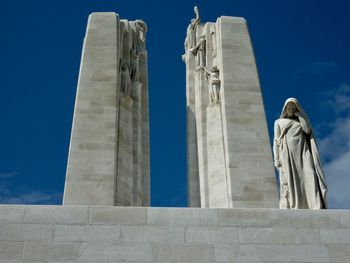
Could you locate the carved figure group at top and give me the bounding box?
[119,20,147,97]
[273,98,328,209]
[184,6,201,51]
[184,6,207,69]
[133,20,147,54]
[199,65,220,104]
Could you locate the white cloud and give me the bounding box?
[323,151,350,208]
[318,115,350,162]
[318,83,350,209]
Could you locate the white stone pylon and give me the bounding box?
[63,13,150,206]
[184,13,278,208]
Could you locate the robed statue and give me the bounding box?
[273,98,327,209]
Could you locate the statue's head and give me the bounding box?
[285,101,297,117]
[281,98,305,119]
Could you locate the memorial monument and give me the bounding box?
[0,10,348,263]
[62,13,150,206]
[183,6,279,208]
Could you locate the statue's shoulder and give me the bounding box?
[275,118,291,127]
[274,118,282,125]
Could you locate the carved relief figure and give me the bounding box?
[273,98,327,209]
[184,5,201,51]
[120,60,132,97]
[130,48,139,82]
[210,24,217,58]
[133,20,147,53]
[191,34,206,67]
[184,20,196,51]
[201,66,220,104]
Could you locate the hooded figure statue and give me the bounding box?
[273,98,327,209]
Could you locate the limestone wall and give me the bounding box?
[0,205,349,262]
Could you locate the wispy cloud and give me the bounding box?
[0,171,62,205]
[0,191,62,205]
[294,61,338,79]
[318,83,350,209]
[0,171,18,179]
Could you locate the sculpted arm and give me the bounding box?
[198,66,210,77]
[190,41,200,54]
[202,66,210,75]
[295,112,311,134]
[273,120,281,168]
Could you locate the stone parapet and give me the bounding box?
[0,205,349,262]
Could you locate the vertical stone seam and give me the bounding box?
[219,103,230,208]
[114,17,121,206]
[21,205,27,223]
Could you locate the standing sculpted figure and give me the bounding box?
[120,60,132,97]
[200,66,220,104]
[210,24,217,59]
[191,34,206,68]
[273,98,327,209]
[130,48,139,82]
[184,6,201,51]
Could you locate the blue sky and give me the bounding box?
[0,0,349,208]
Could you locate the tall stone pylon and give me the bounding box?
[183,7,278,208]
[63,13,150,206]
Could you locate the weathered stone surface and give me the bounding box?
[53,224,121,242]
[0,241,24,260]
[23,205,89,224]
[147,207,218,226]
[0,224,53,242]
[121,225,184,243]
[185,226,239,243]
[218,208,272,227]
[89,206,147,225]
[152,243,213,262]
[0,205,25,223]
[338,210,350,227]
[23,242,80,261]
[78,242,153,262]
[0,205,349,262]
